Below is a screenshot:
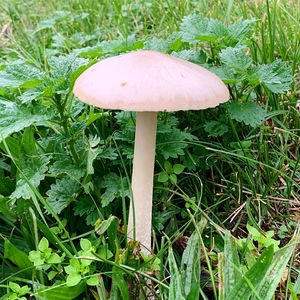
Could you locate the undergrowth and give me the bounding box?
[0,0,299,299]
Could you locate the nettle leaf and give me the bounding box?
[171,50,206,65]
[0,100,51,142]
[73,197,99,225]
[49,156,85,180]
[11,156,50,200]
[143,34,182,53]
[46,178,80,214]
[48,53,89,93]
[0,62,43,89]
[204,120,229,137]
[248,60,293,94]
[18,86,45,103]
[228,102,268,127]
[209,65,245,84]
[180,14,224,43]
[100,173,130,207]
[220,47,252,72]
[228,19,255,40]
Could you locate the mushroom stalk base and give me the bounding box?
[128,111,157,253]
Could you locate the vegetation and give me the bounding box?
[0,0,299,299]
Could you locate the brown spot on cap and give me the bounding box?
[121,82,127,86]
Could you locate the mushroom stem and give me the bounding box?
[128,111,157,253]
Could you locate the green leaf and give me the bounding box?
[173,164,185,175]
[100,173,129,207]
[204,120,229,137]
[171,50,206,65]
[210,65,245,84]
[180,14,227,44]
[11,155,50,200]
[38,237,49,252]
[248,60,293,94]
[169,174,177,184]
[224,231,242,298]
[9,282,21,293]
[86,275,99,286]
[256,237,298,300]
[49,157,85,180]
[0,62,43,89]
[47,253,62,264]
[168,247,185,300]
[220,47,252,72]
[0,100,51,142]
[80,239,92,251]
[228,102,267,127]
[46,178,80,214]
[66,273,82,287]
[158,172,168,183]
[4,239,33,278]
[164,161,173,173]
[228,19,255,40]
[226,246,274,300]
[111,266,130,300]
[37,282,85,300]
[181,231,201,297]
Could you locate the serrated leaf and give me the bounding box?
[204,120,229,137]
[180,14,226,43]
[143,33,181,52]
[228,102,267,127]
[0,63,43,89]
[49,156,85,180]
[171,50,206,64]
[100,173,129,207]
[248,60,293,94]
[0,100,51,142]
[11,156,50,200]
[209,65,245,84]
[228,19,255,40]
[220,47,252,72]
[46,178,80,214]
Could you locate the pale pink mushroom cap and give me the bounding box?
[73,50,229,111]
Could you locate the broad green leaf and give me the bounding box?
[226,246,274,300]
[86,275,99,286]
[100,173,130,207]
[204,120,229,137]
[171,50,206,64]
[36,282,85,300]
[4,239,33,278]
[256,237,298,300]
[66,273,82,287]
[168,247,185,300]
[224,231,242,298]
[228,102,267,127]
[80,239,92,251]
[181,231,201,297]
[209,65,245,84]
[228,19,255,39]
[173,164,185,175]
[46,178,80,214]
[38,237,49,252]
[111,266,130,300]
[0,63,42,89]
[0,100,51,142]
[47,253,62,264]
[158,172,168,183]
[220,47,252,72]
[248,60,293,94]
[11,156,50,200]
[9,282,21,293]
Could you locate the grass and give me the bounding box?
[0,0,299,299]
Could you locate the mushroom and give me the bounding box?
[73,50,229,253]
